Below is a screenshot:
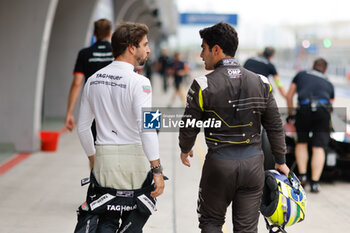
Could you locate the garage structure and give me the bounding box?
[0,0,177,152]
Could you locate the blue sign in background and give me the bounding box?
[180,13,238,25]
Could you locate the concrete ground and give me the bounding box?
[0,71,350,233]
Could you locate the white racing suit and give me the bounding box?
[74,171,158,233]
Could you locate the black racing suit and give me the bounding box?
[74,172,157,233]
[243,55,280,170]
[179,58,286,233]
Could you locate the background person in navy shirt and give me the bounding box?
[286,58,334,193]
[244,46,286,98]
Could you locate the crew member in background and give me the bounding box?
[286,58,334,193]
[157,48,170,93]
[65,18,113,147]
[244,46,286,98]
[168,52,189,107]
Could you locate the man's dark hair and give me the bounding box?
[313,58,328,73]
[263,46,275,58]
[94,19,112,40]
[111,22,149,58]
[199,22,238,57]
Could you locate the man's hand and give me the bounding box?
[275,163,290,177]
[151,174,165,198]
[180,150,193,167]
[65,114,75,131]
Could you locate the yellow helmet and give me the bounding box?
[260,170,307,232]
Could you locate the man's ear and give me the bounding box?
[128,45,136,55]
[213,44,222,55]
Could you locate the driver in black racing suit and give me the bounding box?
[179,22,290,233]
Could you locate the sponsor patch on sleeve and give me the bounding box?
[142,85,151,94]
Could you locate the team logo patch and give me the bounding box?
[82,202,89,211]
[142,85,151,94]
[137,194,157,213]
[143,110,161,129]
[222,58,239,66]
[227,68,241,78]
[90,193,115,211]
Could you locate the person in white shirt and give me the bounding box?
[77,22,164,232]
